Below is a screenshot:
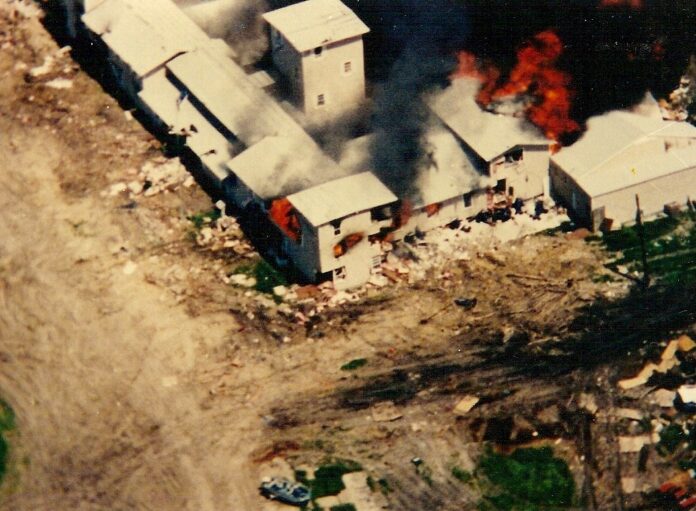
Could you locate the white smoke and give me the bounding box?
[175,0,269,65]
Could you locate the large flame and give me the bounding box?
[269,198,301,242]
[453,30,580,146]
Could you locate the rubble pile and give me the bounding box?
[106,157,195,198]
[195,213,253,257]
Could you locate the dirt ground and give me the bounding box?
[1,4,695,511]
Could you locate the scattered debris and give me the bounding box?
[675,384,696,412]
[371,401,402,422]
[453,395,480,416]
[454,297,477,310]
[618,336,696,390]
[619,435,652,453]
[650,389,677,408]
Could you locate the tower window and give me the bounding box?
[317,94,325,106]
[343,61,352,74]
[313,46,323,57]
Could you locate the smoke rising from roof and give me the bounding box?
[176,0,269,65]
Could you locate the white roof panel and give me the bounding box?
[429,78,550,162]
[263,0,369,52]
[83,0,215,76]
[552,109,696,197]
[139,70,237,181]
[227,136,351,200]
[166,48,309,147]
[288,172,397,226]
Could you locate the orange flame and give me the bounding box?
[599,0,643,9]
[269,198,301,242]
[425,202,441,217]
[333,233,364,258]
[453,30,580,145]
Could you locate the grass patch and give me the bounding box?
[478,446,574,511]
[592,214,696,284]
[340,359,367,371]
[330,504,357,511]
[0,400,15,485]
[452,465,472,483]
[187,208,221,230]
[296,459,363,502]
[232,259,287,296]
[658,424,688,456]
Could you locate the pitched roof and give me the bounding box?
[429,78,550,162]
[288,172,397,226]
[139,69,238,181]
[262,0,369,52]
[227,136,351,200]
[82,0,213,77]
[552,109,696,197]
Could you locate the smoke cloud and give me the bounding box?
[176,0,269,65]
[460,0,696,141]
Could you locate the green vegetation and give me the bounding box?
[187,208,221,230]
[367,475,392,495]
[591,213,696,285]
[452,465,473,483]
[330,504,357,511]
[0,400,15,484]
[233,259,287,296]
[340,358,367,371]
[296,459,363,502]
[658,424,687,455]
[478,446,575,511]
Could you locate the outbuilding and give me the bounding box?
[551,105,696,230]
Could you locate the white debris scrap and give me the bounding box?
[45,78,73,89]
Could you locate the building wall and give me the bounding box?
[282,214,320,281]
[299,36,366,124]
[593,165,696,227]
[393,195,477,240]
[549,162,593,225]
[488,145,549,200]
[269,27,304,107]
[318,212,382,290]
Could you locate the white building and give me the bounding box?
[430,78,552,205]
[284,172,397,289]
[551,102,696,230]
[263,0,369,124]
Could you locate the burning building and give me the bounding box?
[57,0,696,289]
[551,95,696,231]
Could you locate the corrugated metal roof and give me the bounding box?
[288,171,397,226]
[262,0,369,52]
[552,109,696,197]
[227,136,351,201]
[82,0,213,77]
[429,78,550,162]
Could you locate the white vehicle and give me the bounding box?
[259,477,311,506]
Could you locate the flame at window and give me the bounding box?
[269,197,301,242]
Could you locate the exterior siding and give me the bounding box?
[488,145,548,200]
[300,36,365,124]
[593,165,696,227]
